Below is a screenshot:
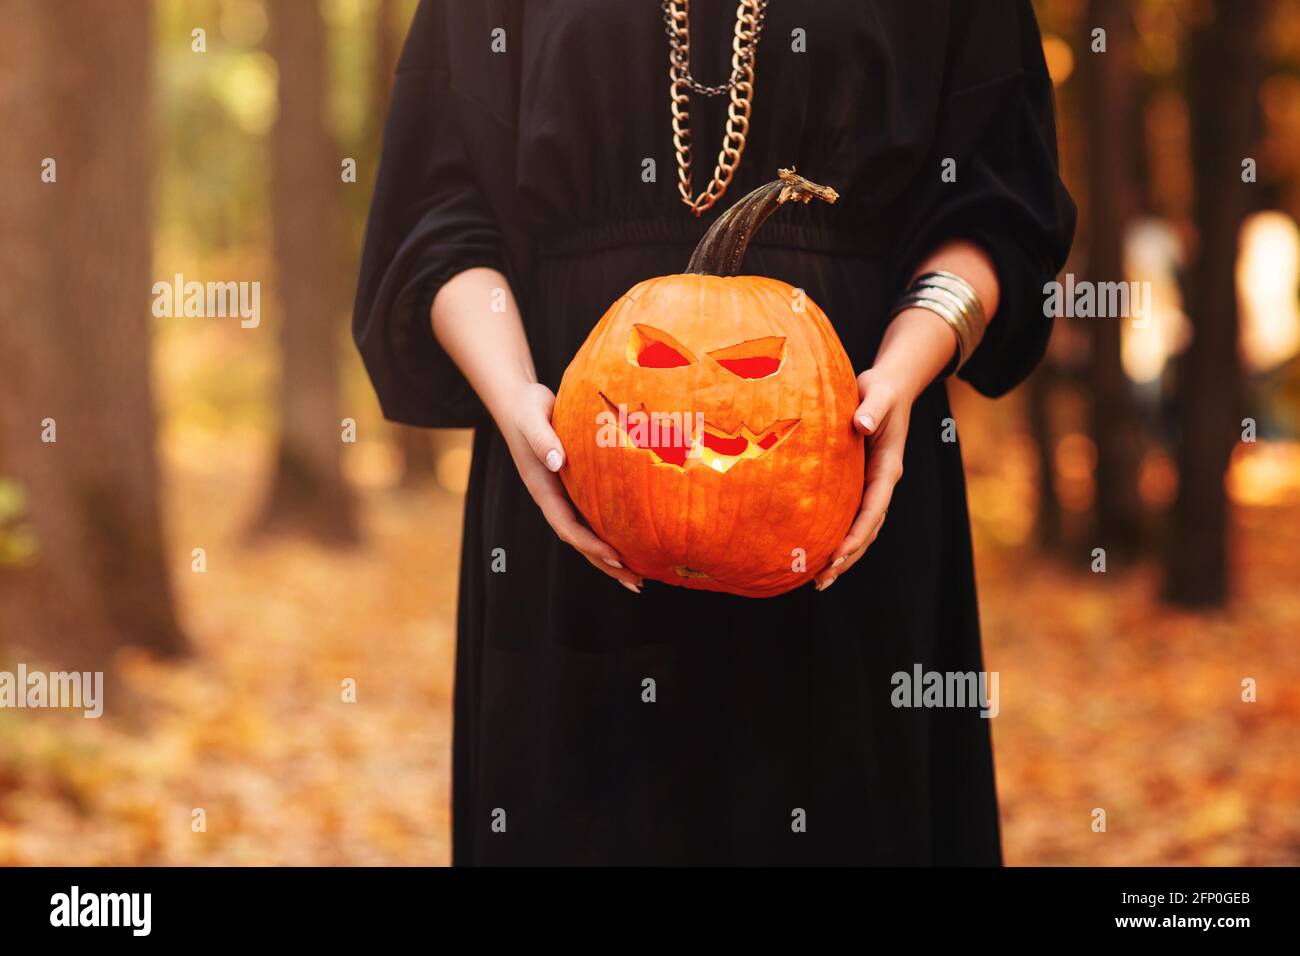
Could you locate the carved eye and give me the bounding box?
[707,336,786,379]
[628,324,696,368]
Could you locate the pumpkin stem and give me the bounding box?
[685,168,839,277]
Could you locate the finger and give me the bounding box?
[527,470,643,589]
[852,377,897,436]
[817,507,888,590]
[581,553,644,594]
[515,388,565,471]
[845,452,902,555]
[817,545,862,591]
[815,455,901,589]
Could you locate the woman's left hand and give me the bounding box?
[812,239,1000,592]
[815,368,912,591]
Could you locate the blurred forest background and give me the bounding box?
[1,0,1298,865]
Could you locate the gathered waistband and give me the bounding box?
[533,216,889,260]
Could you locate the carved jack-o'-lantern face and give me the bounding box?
[602,322,800,472]
[553,171,864,598]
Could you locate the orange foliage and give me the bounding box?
[2,425,1297,865]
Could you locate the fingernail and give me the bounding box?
[622,581,641,595]
[819,576,837,591]
[603,557,624,569]
[545,449,563,471]
[831,556,846,569]
[857,414,875,432]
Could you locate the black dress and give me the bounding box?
[354,0,1075,865]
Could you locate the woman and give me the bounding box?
[355,0,1075,865]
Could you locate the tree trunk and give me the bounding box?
[0,0,187,663]
[254,0,359,543]
[1081,0,1146,557]
[1027,368,1063,551]
[374,0,399,119]
[1164,0,1267,606]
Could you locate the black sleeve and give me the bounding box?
[887,0,1077,398]
[352,0,507,428]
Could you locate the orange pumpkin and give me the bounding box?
[553,170,864,597]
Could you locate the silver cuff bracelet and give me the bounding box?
[892,270,988,370]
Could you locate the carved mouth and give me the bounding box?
[598,393,800,473]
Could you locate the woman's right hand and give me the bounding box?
[501,381,644,593]
[427,268,640,591]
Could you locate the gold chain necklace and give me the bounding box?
[662,0,770,217]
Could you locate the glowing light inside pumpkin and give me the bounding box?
[715,355,781,378]
[637,340,692,369]
[601,392,800,474]
[702,432,748,457]
[707,336,787,380]
[628,324,697,369]
[635,420,689,467]
[692,420,799,473]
